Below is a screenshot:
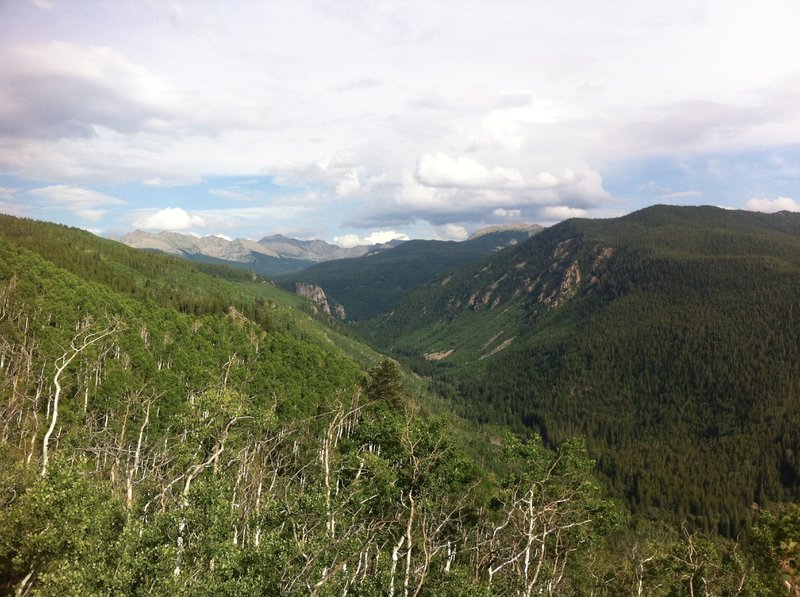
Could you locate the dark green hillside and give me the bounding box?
[277,228,541,322]
[357,205,800,535]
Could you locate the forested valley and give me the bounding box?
[1,213,799,595]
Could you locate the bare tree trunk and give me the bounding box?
[127,399,151,510]
[42,321,118,477]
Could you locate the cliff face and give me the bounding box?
[295,282,346,320]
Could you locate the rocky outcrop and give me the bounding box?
[535,241,612,309]
[295,282,346,320]
[479,337,514,360]
[423,349,454,361]
[538,259,582,308]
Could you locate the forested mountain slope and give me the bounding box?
[277,226,541,321]
[356,205,800,535]
[0,213,796,594]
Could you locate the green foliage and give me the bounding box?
[364,358,404,407]
[0,458,125,596]
[0,211,793,593]
[751,503,800,593]
[358,205,800,536]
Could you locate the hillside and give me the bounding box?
[0,213,796,594]
[355,205,800,535]
[277,226,542,321]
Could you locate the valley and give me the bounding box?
[1,209,799,594]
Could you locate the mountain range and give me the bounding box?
[121,224,542,279]
[121,230,404,276]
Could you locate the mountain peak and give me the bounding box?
[468,223,544,240]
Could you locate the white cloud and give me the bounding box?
[480,96,566,151]
[335,169,361,198]
[0,202,26,217]
[333,230,410,248]
[416,153,523,189]
[134,207,206,230]
[2,2,800,235]
[0,42,186,139]
[28,184,125,221]
[209,188,256,202]
[660,190,703,199]
[380,166,610,226]
[540,206,589,221]
[745,196,799,213]
[30,0,55,9]
[435,224,469,241]
[269,159,363,199]
[493,208,522,218]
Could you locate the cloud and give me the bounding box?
[0,42,180,139]
[660,190,703,200]
[333,77,382,92]
[540,206,589,220]
[335,169,361,198]
[3,2,800,237]
[123,199,318,238]
[376,166,610,226]
[493,208,522,218]
[412,153,605,210]
[0,202,26,217]
[209,188,257,202]
[134,207,206,230]
[434,224,469,241]
[352,184,606,229]
[0,41,257,143]
[270,158,362,198]
[28,184,125,221]
[416,153,523,189]
[333,230,410,248]
[745,196,799,213]
[624,101,773,154]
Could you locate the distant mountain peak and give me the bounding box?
[468,223,544,240]
[120,229,400,277]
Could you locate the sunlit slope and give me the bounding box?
[0,214,380,366]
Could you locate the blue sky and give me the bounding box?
[1,0,800,245]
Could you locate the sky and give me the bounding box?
[1,0,800,245]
